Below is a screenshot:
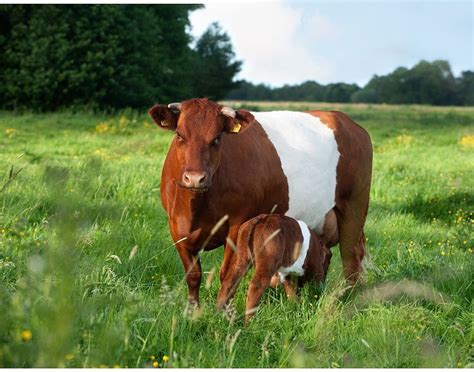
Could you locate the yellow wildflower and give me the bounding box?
[395,134,414,145]
[150,355,155,360]
[65,353,75,361]
[5,128,16,137]
[94,148,112,160]
[95,122,110,134]
[21,329,32,342]
[163,355,169,363]
[153,361,159,368]
[118,116,129,129]
[459,135,474,148]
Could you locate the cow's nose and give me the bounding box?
[182,171,207,189]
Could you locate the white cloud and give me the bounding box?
[189,1,336,86]
[190,1,473,87]
[306,11,340,42]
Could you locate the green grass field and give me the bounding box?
[0,102,473,367]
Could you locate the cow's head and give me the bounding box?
[148,98,255,192]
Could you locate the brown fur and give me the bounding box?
[217,214,331,324]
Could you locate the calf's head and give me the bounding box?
[149,98,255,192]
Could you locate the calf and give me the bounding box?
[217,213,332,324]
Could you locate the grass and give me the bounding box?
[0,102,473,367]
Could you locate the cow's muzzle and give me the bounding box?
[180,171,210,192]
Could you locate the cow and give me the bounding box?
[216,213,332,324]
[148,98,372,306]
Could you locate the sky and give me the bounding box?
[189,0,474,87]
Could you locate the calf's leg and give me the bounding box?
[216,247,251,309]
[244,265,273,325]
[282,277,297,300]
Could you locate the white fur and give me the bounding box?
[278,220,311,281]
[253,111,340,232]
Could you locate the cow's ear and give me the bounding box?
[148,103,181,131]
[221,107,255,134]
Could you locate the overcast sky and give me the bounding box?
[189,0,473,87]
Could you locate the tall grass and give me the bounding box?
[0,104,472,367]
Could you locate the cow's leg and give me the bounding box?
[177,246,202,306]
[321,248,333,281]
[219,226,239,283]
[336,195,369,285]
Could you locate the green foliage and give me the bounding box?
[457,71,474,106]
[228,80,360,102]
[353,60,468,105]
[0,103,473,367]
[227,81,276,101]
[0,5,243,111]
[192,22,242,100]
[1,5,472,109]
[228,61,473,106]
[324,83,361,102]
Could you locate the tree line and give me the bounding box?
[0,5,472,111]
[227,60,473,106]
[0,5,241,111]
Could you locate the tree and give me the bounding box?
[192,22,242,100]
[0,5,206,110]
[226,80,360,102]
[324,83,360,102]
[352,60,461,105]
[457,71,474,105]
[227,61,473,106]
[226,80,273,100]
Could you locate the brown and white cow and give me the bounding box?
[149,98,372,305]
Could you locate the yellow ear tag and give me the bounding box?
[230,121,241,133]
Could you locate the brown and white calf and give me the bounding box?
[149,98,372,305]
[217,214,332,324]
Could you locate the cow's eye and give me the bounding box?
[212,135,222,146]
[176,132,184,142]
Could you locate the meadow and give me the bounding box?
[0,102,472,367]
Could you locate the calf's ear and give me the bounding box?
[220,107,255,134]
[148,103,181,131]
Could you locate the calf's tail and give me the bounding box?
[237,214,273,263]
